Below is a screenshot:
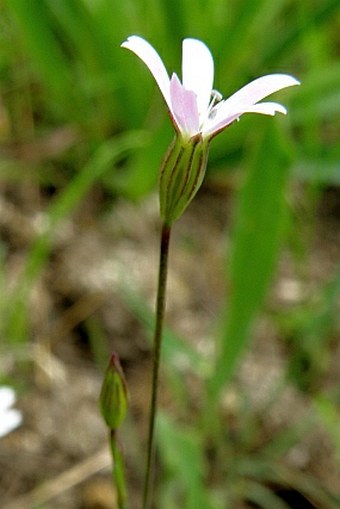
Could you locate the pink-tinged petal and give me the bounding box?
[121,35,171,109]
[170,73,200,137]
[203,113,240,137]
[182,38,214,120]
[204,102,288,136]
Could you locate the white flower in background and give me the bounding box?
[121,35,300,140]
[0,386,22,438]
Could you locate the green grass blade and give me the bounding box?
[244,481,291,509]
[263,0,340,64]
[7,0,75,106]
[216,0,287,80]
[157,413,220,509]
[209,121,292,400]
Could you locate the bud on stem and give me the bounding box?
[159,134,209,225]
[100,353,129,509]
[99,352,128,431]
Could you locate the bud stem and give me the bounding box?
[110,429,127,509]
[142,222,171,509]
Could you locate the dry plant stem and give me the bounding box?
[142,222,171,509]
[2,448,111,509]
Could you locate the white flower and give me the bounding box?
[0,386,22,438]
[121,35,300,140]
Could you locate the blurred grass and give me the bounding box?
[0,0,339,507]
[4,131,147,343]
[209,121,293,400]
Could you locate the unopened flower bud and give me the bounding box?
[99,353,128,431]
[159,134,209,225]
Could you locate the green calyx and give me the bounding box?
[159,134,209,225]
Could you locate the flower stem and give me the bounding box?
[142,222,171,509]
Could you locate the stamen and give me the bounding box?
[207,89,223,120]
[211,89,223,104]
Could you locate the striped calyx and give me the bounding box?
[159,134,209,225]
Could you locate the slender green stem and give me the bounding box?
[110,430,127,509]
[142,222,171,509]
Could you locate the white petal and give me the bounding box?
[182,38,214,119]
[0,387,16,411]
[204,102,288,136]
[242,102,288,115]
[121,36,171,110]
[214,74,299,122]
[204,74,299,136]
[0,409,22,438]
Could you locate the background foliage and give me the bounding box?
[0,0,339,508]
